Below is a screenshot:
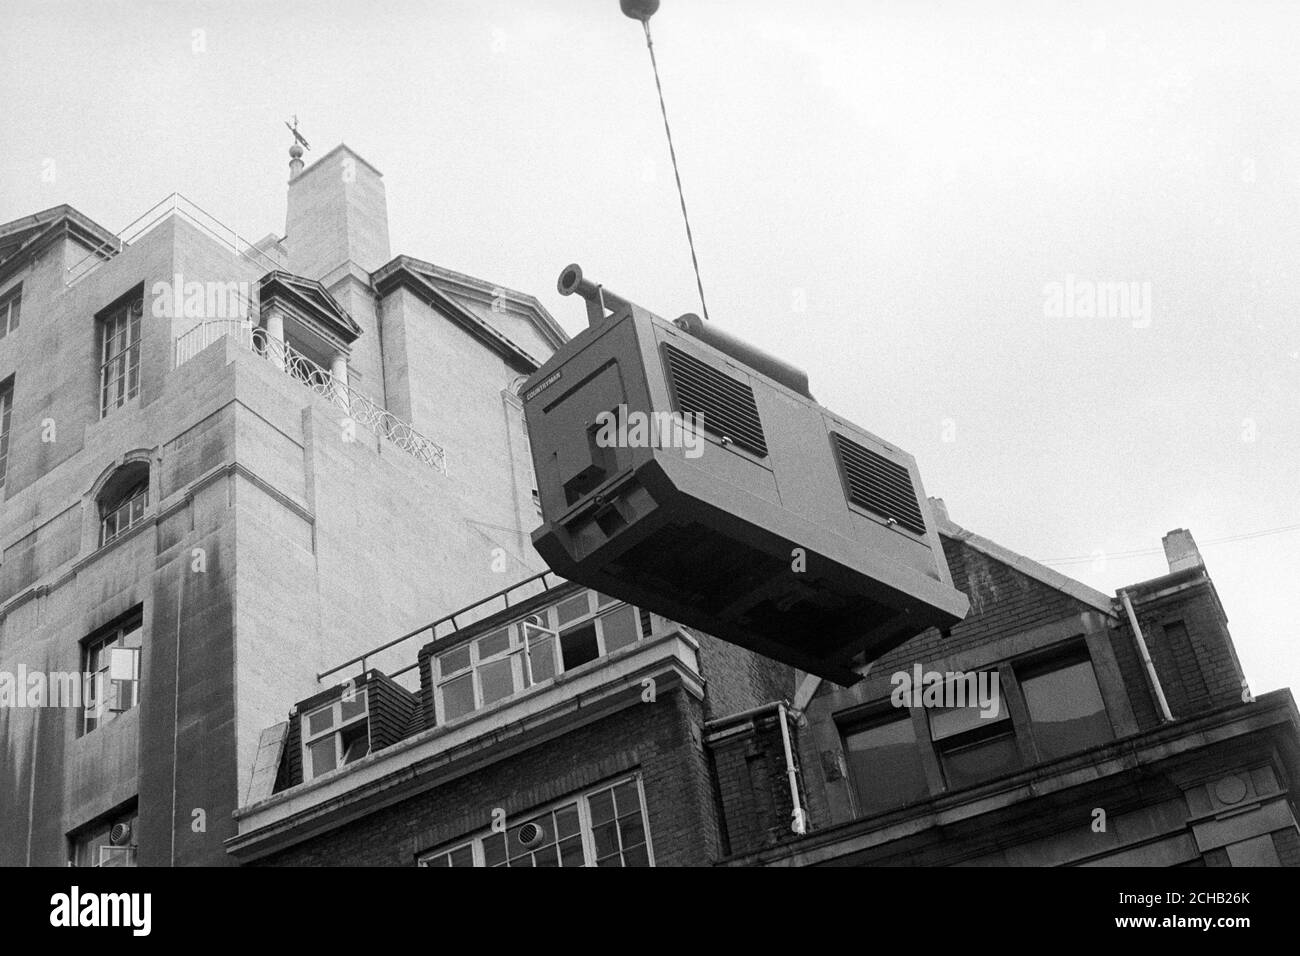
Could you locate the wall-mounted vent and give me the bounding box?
[517,821,546,848]
[830,433,926,535]
[664,345,767,456]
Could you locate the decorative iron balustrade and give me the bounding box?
[173,320,448,474]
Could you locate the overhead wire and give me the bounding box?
[1039,523,1300,567]
[640,18,710,321]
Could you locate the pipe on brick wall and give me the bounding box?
[706,701,807,836]
[1120,589,1174,723]
[778,702,807,836]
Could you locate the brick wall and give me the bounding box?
[1124,579,1246,716]
[869,536,1099,677]
[709,709,802,857]
[694,631,794,721]
[791,532,1175,835]
[259,686,721,866]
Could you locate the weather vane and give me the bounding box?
[284,115,311,152]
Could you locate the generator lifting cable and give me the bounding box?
[622,0,711,321]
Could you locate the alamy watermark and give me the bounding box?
[151,272,253,319]
[890,664,1001,718]
[0,666,94,708]
[593,404,705,459]
[1043,274,1152,328]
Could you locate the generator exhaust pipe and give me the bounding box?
[557,263,633,328]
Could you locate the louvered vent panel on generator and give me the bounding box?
[664,345,767,456]
[831,432,926,535]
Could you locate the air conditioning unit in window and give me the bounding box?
[522,266,969,685]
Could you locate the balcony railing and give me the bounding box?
[318,570,568,685]
[173,320,448,474]
[174,317,256,367]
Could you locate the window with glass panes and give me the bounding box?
[418,775,653,867]
[70,808,138,868]
[302,689,370,781]
[99,292,142,417]
[842,712,931,817]
[928,674,1020,791]
[82,615,143,735]
[0,285,19,339]
[99,475,149,546]
[432,590,645,724]
[1017,650,1113,762]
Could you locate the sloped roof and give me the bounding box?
[0,204,116,279]
[373,254,566,373]
[935,511,1114,615]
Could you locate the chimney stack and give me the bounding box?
[284,144,391,282]
[1162,528,1204,573]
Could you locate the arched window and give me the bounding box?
[98,461,149,546]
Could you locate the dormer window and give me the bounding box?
[432,590,646,725]
[302,689,371,781]
[98,461,149,546]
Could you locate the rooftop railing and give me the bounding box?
[317,570,568,686]
[66,193,282,288]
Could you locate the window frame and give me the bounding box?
[69,807,138,868]
[1014,645,1114,763]
[431,590,644,726]
[840,707,932,818]
[301,689,371,782]
[0,377,12,491]
[99,474,149,547]
[98,289,143,418]
[925,671,1021,792]
[0,284,20,338]
[417,774,655,868]
[81,614,143,736]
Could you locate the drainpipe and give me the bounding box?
[1120,589,1174,723]
[777,702,807,836]
[705,701,807,836]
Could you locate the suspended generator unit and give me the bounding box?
[523,265,968,685]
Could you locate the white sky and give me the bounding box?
[2,0,1297,695]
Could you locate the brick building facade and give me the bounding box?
[230,503,1299,867]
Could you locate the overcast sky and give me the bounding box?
[2,0,1297,695]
